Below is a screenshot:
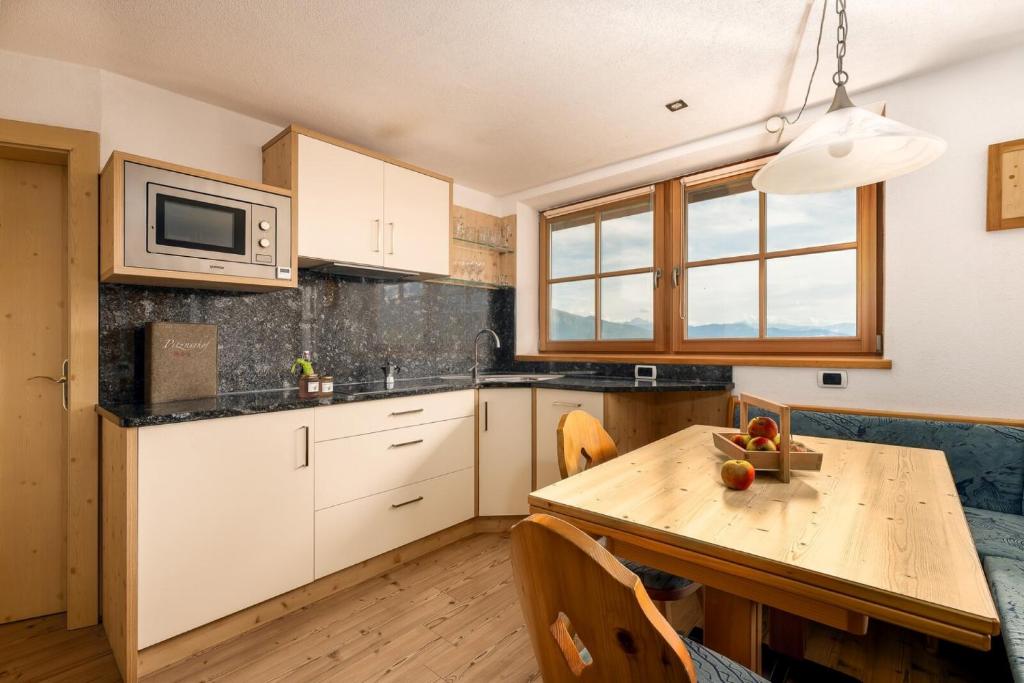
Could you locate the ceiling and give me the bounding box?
[1,1,1022,196]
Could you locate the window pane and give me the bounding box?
[550,279,596,340]
[686,177,759,261]
[767,250,856,337]
[600,196,653,272]
[600,273,653,340]
[766,189,856,252]
[550,215,594,278]
[686,261,759,338]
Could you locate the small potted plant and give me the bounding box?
[291,353,320,398]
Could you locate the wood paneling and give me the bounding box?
[101,422,138,682]
[0,117,100,629]
[602,390,730,454]
[987,138,1024,231]
[0,156,67,625]
[530,425,999,650]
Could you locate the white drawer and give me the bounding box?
[315,467,474,578]
[315,389,475,441]
[316,416,473,510]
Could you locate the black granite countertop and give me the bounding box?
[96,374,733,428]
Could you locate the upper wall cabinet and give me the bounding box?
[262,125,451,277]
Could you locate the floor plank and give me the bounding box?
[0,533,1012,682]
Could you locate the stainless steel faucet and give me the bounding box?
[472,329,501,382]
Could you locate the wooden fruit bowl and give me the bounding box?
[713,393,823,482]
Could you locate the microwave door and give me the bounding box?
[146,184,253,264]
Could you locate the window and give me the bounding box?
[540,187,667,352]
[538,157,881,359]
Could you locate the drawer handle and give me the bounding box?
[390,408,424,416]
[390,438,424,448]
[391,496,424,509]
[553,401,583,408]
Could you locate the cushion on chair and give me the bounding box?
[984,556,1024,683]
[965,506,1024,562]
[735,406,1024,515]
[682,636,769,683]
[619,557,692,596]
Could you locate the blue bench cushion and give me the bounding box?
[736,407,1024,515]
[683,636,769,682]
[966,506,1024,562]
[985,556,1024,683]
[620,557,692,595]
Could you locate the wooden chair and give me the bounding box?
[556,410,699,608]
[511,513,766,682]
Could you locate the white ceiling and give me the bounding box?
[1,1,1022,196]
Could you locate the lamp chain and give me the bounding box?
[833,0,849,86]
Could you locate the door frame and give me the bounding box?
[0,118,100,628]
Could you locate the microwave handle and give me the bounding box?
[372,219,381,253]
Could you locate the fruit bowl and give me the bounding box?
[713,393,823,482]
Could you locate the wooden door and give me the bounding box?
[296,134,384,265]
[382,162,450,275]
[0,155,68,623]
[534,389,604,490]
[136,409,315,648]
[479,388,533,515]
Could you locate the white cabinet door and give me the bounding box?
[136,410,314,648]
[382,163,450,275]
[297,134,384,264]
[478,388,533,515]
[534,389,604,490]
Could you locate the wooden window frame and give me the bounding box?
[539,183,670,353]
[669,159,881,355]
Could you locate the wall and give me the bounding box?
[510,44,1024,421]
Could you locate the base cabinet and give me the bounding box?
[478,388,533,515]
[534,389,605,489]
[136,410,314,648]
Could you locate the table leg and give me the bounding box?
[768,609,806,659]
[703,586,762,672]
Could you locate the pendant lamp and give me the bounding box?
[752,0,946,194]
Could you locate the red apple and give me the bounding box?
[747,416,779,440]
[747,436,777,452]
[721,459,755,490]
[728,433,750,449]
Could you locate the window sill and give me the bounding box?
[515,352,892,370]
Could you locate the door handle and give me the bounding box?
[389,438,424,449]
[28,359,68,411]
[372,219,381,253]
[391,496,424,509]
[484,401,488,431]
[387,221,396,255]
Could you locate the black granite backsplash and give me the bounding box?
[100,271,515,404]
[100,271,731,405]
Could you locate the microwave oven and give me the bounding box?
[122,160,292,282]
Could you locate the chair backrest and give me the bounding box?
[556,410,618,479]
[510,514,697,682]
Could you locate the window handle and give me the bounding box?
[653,268,662,289]
[672,266,681,288]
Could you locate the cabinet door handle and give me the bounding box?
[387,221,396,254]
[391,496,424,509]
[553,401,583,408]
[389,438,424,449]
[390,408,424,416]
[484,401,488,431]
[372,219,381,253]
[296,425,310,469]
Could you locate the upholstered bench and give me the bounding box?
[734,404,1024,680]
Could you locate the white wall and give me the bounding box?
[510,44,1024,421]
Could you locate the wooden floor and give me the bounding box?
[0,532,1011,682]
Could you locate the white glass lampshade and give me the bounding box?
[753,90,947,194]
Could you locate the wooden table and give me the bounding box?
[529,424,999,672]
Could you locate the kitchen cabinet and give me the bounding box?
[534,388,605,489]
[313,390,475,578]
[135,409,314,648]
[478,388,533,515]
[263,125,451,276]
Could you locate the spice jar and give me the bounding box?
[319,375,334,396]
[298,373,320,398]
